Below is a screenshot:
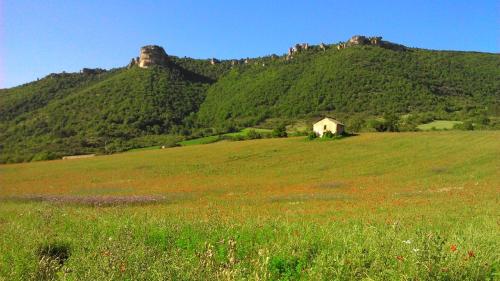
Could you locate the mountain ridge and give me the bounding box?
[1,35,499,163]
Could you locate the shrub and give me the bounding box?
[347,117,366,132]
[398,122,418,132]
[307,132,318,140]
[269,256,304,280]
[246,130,262,140]
[454,121,474,130]
[463,121,474,130]
[383,112,400,132]
[272,124,288,138]
[367,119,386,132]
[474,115,490,126]
[31,151,56,162]
[322,131,334,138]
[260,132,273,138]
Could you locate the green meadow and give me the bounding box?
[0,131,498,280]
[417,120,463,131]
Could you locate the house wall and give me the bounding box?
[313,119,342,137]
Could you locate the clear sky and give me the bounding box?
[1,0,498,88]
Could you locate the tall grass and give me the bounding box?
[0,131,498,280]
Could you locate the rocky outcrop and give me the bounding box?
[370,36,382,45]
[127,57,139,69]
[347,35,369,46]
[337,35,406,51]
[128,45,169,69]
[210,58,220,65]
[287,43,309,60]
[139,45,169,68]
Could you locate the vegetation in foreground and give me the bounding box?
[0,131,498,280]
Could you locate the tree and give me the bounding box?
[347,116,365,132]
[383,113,400,132]
[462,121,474,130]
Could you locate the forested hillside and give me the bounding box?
[1,40,499,163]
[0,63,223,163]
[198,46,500,128]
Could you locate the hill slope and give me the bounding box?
[198,46,500,128]
[0,64,220,163]
[1,39,499,163]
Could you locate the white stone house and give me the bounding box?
[313,117,345,137]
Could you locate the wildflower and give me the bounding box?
[450,244,457,252]
[396,255,404,261]
[403,240,411,244]
[467,250,475,258]
[412,248,419,253]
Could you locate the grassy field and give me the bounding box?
[222,128,273,137]
[0,131,498,280]
[178,128,274,147]
[126,146,163,153]
[417,120,463,130]
[178,135,221,146]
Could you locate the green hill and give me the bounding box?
[1,38,499,163]
[198,46,500,128]
[0,63,222,163]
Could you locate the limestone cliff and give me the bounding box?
[338,35,406,51]
[128,45,169,68]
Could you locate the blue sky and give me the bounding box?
[1,0,498,88]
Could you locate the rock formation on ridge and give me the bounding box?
[128,45,169,68]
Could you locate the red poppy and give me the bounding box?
[450,245,457,252]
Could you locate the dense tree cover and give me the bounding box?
[0,70,119,122]
[0,64,212,163]
[169,56,233,81]
[1,44,499,163]
[197,46,500,128]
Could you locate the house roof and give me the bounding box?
[314,117,344,125]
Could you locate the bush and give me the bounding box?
[322,131,334,138]
[246,129,262,140]
[307,131,318,140]
[31,151,57,162]
[398,122,418,132]
[269,256,304,280]
[347,117,366,132]
[463,121,474,130]
[367,119,386,132]
[272,124,288,138]
[454,121,474,131]
[383,112,400,132]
